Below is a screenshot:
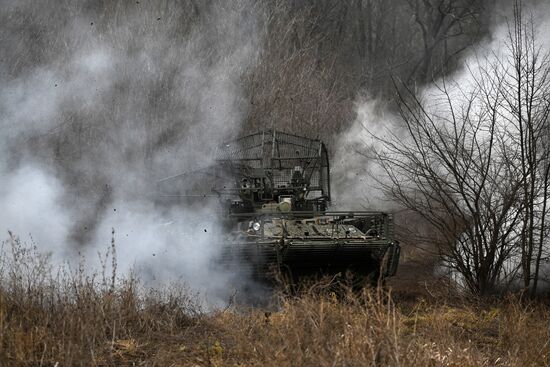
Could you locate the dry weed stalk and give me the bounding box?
[0,236,549,366]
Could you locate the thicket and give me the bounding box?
[2,0,496,164]
[374,3,550,295]
[1,236,550,366]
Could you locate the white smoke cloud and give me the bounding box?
[0,164,72,262]
[331,98,404,211]
[0,1,264,304]
[334,1,550,208]
[334,0,550,290]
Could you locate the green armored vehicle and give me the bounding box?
[212,130,400,285]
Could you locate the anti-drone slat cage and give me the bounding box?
[215,130,331,202]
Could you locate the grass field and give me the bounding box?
[1,236,549,366]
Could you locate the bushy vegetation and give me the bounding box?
[1,237,549,366]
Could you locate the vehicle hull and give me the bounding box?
[217,237,400,283]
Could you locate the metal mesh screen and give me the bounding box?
[216,130,330,200]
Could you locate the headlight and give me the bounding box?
[252,222,261,231]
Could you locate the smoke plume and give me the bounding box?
[333,0,550,289]
[331,99,403,211]
[0,1,263,303]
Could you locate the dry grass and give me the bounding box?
[1,237,550,366]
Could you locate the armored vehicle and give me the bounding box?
[160,130,400,286]
[213,129,400,285]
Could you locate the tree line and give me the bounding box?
[6,0,546,295]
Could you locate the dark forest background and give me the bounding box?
[2,0,501,150]
[0,0,514,249]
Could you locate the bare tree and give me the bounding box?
[406,0,483,84]
[375,75,523,294]
[373,2,550,295]
[501,2,550,295]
